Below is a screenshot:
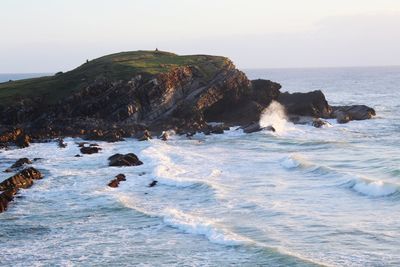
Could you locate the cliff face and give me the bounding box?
[0,52,281,140]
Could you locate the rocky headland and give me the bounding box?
[0,50,375,147]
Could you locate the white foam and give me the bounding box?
[259,101,291,134]
[351,179,398,197]
[280,154,310,169]
[116,194,249,246]
[162,208,249,246]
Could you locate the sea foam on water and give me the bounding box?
[259,101,289,133]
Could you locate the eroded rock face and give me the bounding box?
[108,153,143,167]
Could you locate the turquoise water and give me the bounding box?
[1,67,399,266]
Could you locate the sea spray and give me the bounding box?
[259,101,289,133]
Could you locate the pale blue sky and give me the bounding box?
[1,0,400,72]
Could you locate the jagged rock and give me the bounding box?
[278,90,332,118]
[0,167,43,191]
[74,154,82,157]
[108,153,143,167]
[80,146,101,154]
[10,158,32,169]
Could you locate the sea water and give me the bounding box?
[0,67,399,266]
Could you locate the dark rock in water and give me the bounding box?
[108,174,127,187]
[186,131,196,137]
[108,153,143,167]
[332,105,376,123]
[15,134,31,148]
[57,138,67,148]
[108,179,120,188]
[80,146,101,154]
[312,118,328,128]
[3,168,12,173]
[10,158,32,169]
[89,143,99,147]
[0,188,18,213]
[33,158,43,161]
[241,122,262,134]
[148,180,158,187]
[0,167,43,192]
[266,126,276,132]
[115,174,126,181]
[278,90,332,118]
[159,131,169,141]
[138,172,146,176]
[138,130,152,141]
[74,154,82,157]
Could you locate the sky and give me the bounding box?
[1,0,400,72]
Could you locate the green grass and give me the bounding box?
[0,50,229,105]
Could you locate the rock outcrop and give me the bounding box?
[108,153,143,167]
[0,51,376,143]
[0,167,43,213]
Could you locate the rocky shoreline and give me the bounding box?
[0,51,376,212]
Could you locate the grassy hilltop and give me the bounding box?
[0,50,229,105]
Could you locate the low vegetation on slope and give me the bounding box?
[0,50,229,105]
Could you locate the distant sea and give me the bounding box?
[1,67,400,266]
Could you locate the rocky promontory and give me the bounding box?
[0,50,375,147]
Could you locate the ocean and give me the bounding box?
[0,67,399,266]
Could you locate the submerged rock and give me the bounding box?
[240,122,262,134]
[57,138,67,148]
[108,153,143,167]
[80,146,102,154]
[148,180,158,187]
[312,118,328,128]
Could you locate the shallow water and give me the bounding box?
[1,67,400,266]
